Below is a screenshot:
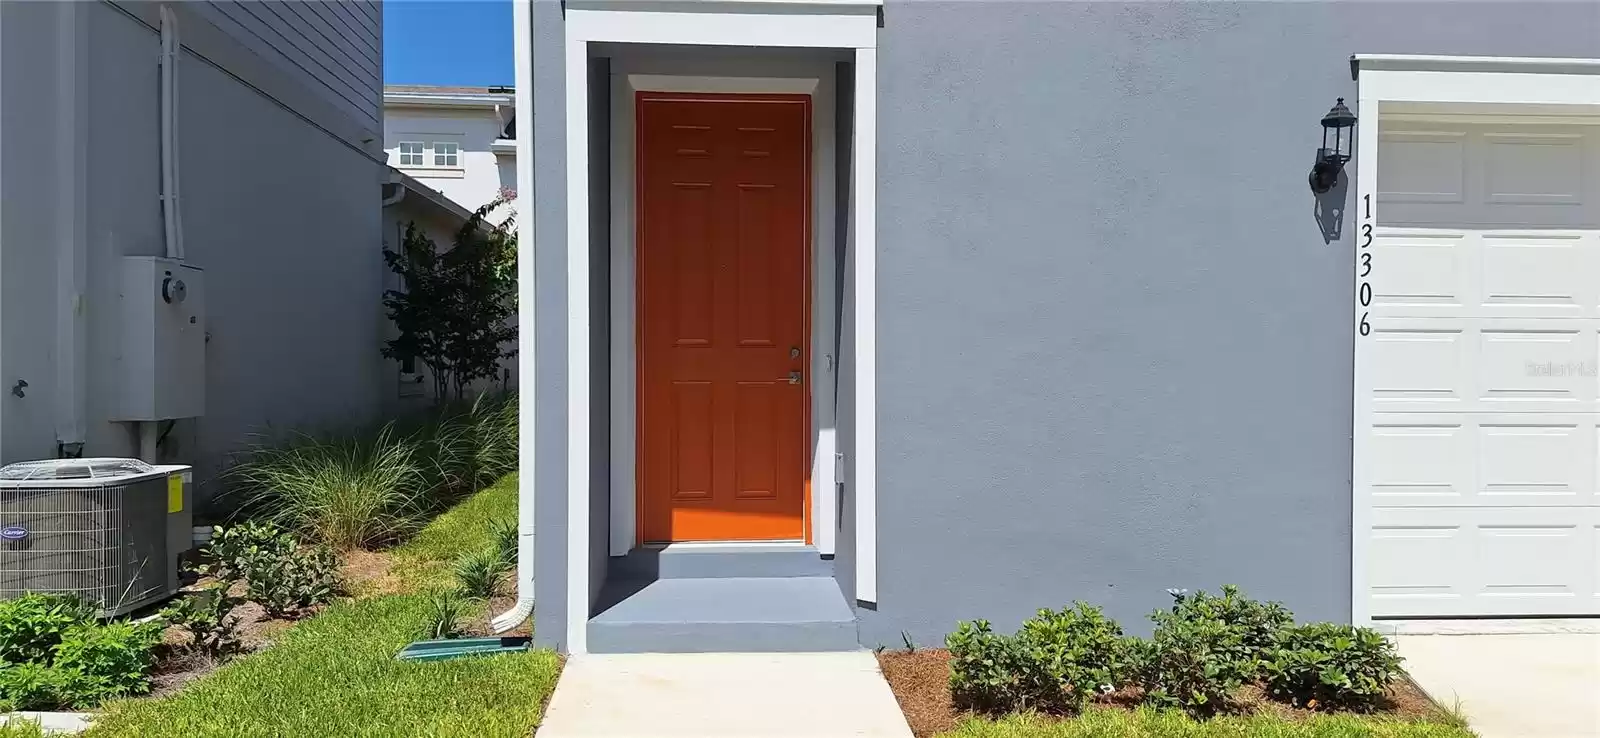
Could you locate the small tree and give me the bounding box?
[383,199,518,401]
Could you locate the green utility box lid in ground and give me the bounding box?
[395,636,531,662]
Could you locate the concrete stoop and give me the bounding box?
[589,545,857,653]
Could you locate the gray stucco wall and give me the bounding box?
[531,0,571,651]
[864,0,1600,647]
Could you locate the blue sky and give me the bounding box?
[384,0,513,86]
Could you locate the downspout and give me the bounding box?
[491,0,536,634]
[54,1,89,459]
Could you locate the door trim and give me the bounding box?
[633,89,814,545]
[609,69,839,554]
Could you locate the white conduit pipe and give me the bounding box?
[492,0,536,634]
[159,5,184,261]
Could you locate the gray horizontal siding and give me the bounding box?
[195,0,380,131]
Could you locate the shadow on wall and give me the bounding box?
[1313,164,1350,245]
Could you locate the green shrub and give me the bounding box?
[231,424,430,550]
[51,621,162,704]
[206,522,340,618]
[0,662,73,710]
[1164,585,1293,681]
[160,583,245,658]
[454,548,510,600]
[947,605,1127,715]
[1264,623,1402,711]
[947,620,1028,713]
[0,594,96,665]
[1130,610,1243,717]
[420,590,469,640]
[1016,604,1127,707]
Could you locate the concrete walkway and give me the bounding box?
[537,652,914,737]
[1396,633,1600,738]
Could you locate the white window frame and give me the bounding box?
[432,141,461,168]
[1350,54,1600,628]
[397,141,425,167]
[546,1,880,654]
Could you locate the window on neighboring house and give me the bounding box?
[433,142,460,167]
[398,141,424,167]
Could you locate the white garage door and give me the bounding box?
[1363,119,1600,617]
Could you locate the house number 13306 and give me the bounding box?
[1358,194,1373,336]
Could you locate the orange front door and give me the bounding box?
[637,92,811,543]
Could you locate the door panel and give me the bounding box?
[637,93,810,543]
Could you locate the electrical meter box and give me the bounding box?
[117,257,205,420]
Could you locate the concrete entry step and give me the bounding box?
[587,576,858,654]
[612,543,833,580]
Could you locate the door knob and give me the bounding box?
[786,371,801,385]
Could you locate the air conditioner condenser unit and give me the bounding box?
[0,458,192,616]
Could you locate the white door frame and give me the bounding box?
[559,1,879,654]
[1350,54,1600,627]
[608,66,840,558]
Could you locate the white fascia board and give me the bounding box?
[384,93,514,109]
[566,7,877,48]
[1353,54,1600,79]
[491,139,518,156]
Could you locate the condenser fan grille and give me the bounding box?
[0,482,168,614]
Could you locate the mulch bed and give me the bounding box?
[877,649,1450,738]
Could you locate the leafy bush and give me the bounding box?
[0,619,160,709]
[947,605,1127,715]
[0,662,73,710]
[160,583,245,658]
[231,425,430,550]
[1164,585,1293,681]
[1016,603,1127,708]
[51,621,162,704]
[1265,623,1402,711]
[0,594,96,665]
[420,590,469,640]
[947,620,1028,713]
[454,548,510,600]
[1130,611,1242,717]
[206,521,340,618]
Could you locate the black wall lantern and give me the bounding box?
[1309,98,1357,194]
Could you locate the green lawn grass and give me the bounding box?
[395,474,519,587]
[86,473,556,738]
[944,708,1476,738]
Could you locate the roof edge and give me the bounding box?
[1352,54,1600,80]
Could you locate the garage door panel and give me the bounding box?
[1372,229,1600,321]
[1379,123,1600,228]
[1480,233,1594,317]
[1369,507,1599,617]
[1365,413,1598,507]
[1366,318,1599,412]
[1369,419,1470,506]
[1478,324,1594,408]
[1368,322,1468,411]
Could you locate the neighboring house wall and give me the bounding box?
[384,101,516,214]
[861,0,1600,647]
[1,0,387,512]
[192,0,381,133]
